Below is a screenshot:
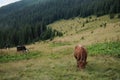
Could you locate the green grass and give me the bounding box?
[1,53,120,80]
[0,43,120,80]
[87,42,120,56]
[0,51,42,63]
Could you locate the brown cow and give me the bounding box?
[74,45,87,69]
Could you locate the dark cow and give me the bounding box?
[17,45,28,52]
[74,45,87,69]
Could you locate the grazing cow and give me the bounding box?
[74,45,87,69]
[17,45,28,52]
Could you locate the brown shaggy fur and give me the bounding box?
[74,45,87,69]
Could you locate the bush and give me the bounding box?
[118,14,120,18]
[109,14,115,19]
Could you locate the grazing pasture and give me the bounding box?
[0,42,120,80]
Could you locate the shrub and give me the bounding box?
[118,14,120,18]
[109,14,115,19]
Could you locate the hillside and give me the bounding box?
[0,0,120,48]
[48,15,120,45]
[0,15,120,80]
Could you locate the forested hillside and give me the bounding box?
[0,0,120,48]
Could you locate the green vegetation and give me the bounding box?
[0,51,42,63]
[87,42,120,56]
[110,14,115,19]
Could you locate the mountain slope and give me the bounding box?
[48,15,120,45]
[0,0,120,48]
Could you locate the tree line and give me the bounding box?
[0,23,62,48]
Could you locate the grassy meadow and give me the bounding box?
[0,14,120,80]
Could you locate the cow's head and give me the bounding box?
[78,61,87,69]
